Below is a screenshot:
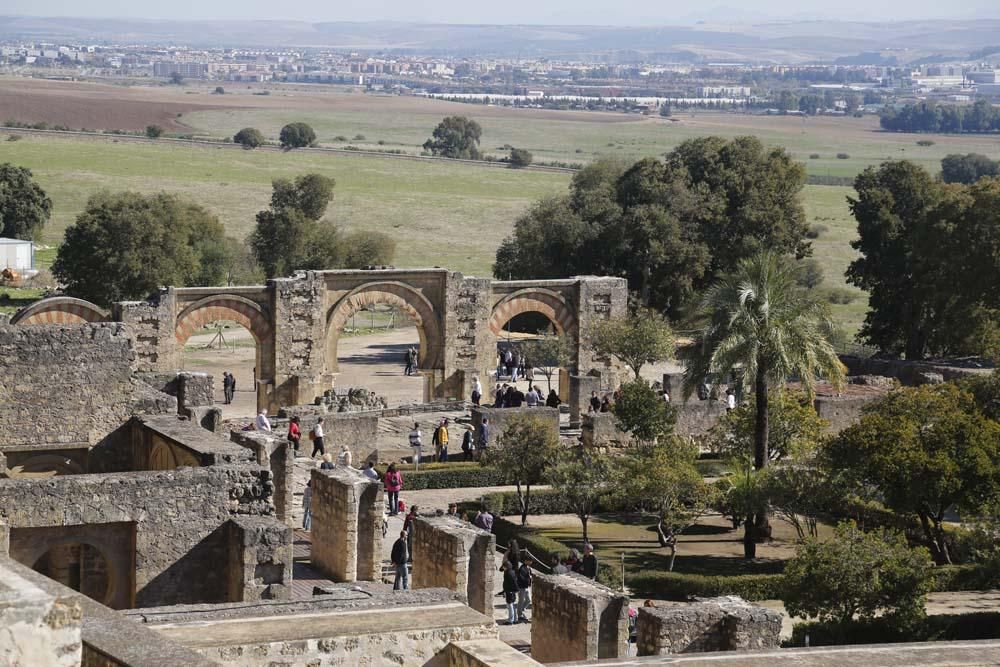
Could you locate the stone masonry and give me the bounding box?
[412,515,496,615]
[636,596,783,656]
[311,466,384,582]
[531,573,630,663]
[471,406,560,448]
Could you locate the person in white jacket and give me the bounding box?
[255,409,271,432]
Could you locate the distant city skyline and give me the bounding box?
[2,1,999,26]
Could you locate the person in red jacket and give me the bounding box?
[384,463,403,515]
[287,416,301,452]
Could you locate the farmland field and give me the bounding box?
[3,74,981,333]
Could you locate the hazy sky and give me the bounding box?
[4,0,998,24]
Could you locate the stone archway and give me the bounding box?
[174,294,275,379]
[489,288,579,338]
[9,296,108,325]
[325,281,445,374]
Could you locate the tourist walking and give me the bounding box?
[391,530,409,590]
[461,426,474,461]
[516,555,534,623]
[408,422,423,465]
[384,463,403,515]
[255,409,271,432]
[310,417,326,458]
[501,561,518,625]
[435,419,450,463]
[546,389,561,408]
[404,506,418,561]
[302,480,312,531]
[471,377,482,406]
[287,416,301,453]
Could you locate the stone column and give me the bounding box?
[530,573,629,663]
[310,467,384,582]
[568,374,600,427]
[411,516,495,615]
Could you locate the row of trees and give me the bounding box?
[494,137,811,319]
[880,100,1000,134]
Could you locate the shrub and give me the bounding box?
[836,152,850,159]
[823,287,858,305]
[145,124,164,139]
[916,139,935,146]
[809,153,820,159]
[508,147,533,168]
[6,135,20,142]
[627,571,784,601]
[233,127,265,149]
[353,133,366,141]
[214,86,225,95]
[334,135,348,142]
[374,464,507,491]
[805,224,828,239]
[279,122,316,149]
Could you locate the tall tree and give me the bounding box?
[683,250,845,471]
[0,163,52,241]
[279,122,316,149]
[423,116,482,159]
[940,153,999,184]
[482,414,561,525]
[248,174,336,278]
[53,191,226,306]
[233,127,265,149]
[824,384,1000,565]
[546,448,617,544]
[612,378,677,445]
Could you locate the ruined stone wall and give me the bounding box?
[531,573,629,663]
[674,400,728,437]
[229,431,294,525]
[136,371,215,413]
[447,275,494,400]
[840,355,989,386]
[581,412,628,448]
[272,273,328,410]
[275,409,380,463]
[114,291,177,373]
[471,407,560,448]
[311,468,383,582]
[412,516,496,615]
[131,415,254,470]
[226,516,292,601]
[0,323,169,449]
[575,278,629,376]
[0,465,273,608]
[636,596,782,656]
[0,558,82,667]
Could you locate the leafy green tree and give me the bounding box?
[760,464,839,541]
[782,521,933,628]
[279,122,316,149]
[423,116,482,159]
[0,163,51,240]
[940,153,999,184]
[233,127,265,149]
[718,466,769,558]
[709,390,828,468]
[824,384,1000,564]
[482,414,561,525]
[339,230,396,268]
[618,438,715,569]
[960,369,1000,421]
[683,251,845,471]
[592,307,674,379]
[248,174,336,278]
[848,162,1000,357]
[546,447,618,543]
[612,378,676,445]
[219,236,262,286]
[145,125,164,139]
[53,191,227,306]
[520,334,572,394]
[508,147,532,168]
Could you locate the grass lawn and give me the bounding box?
[528,511,833,578]
[0,286,46,315]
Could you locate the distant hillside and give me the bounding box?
[1,16,999,63]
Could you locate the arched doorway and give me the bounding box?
[174,295,274,416]
[325,282,445,405]
[33,541,114,606]
[9,296,108,325]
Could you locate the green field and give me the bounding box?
[1,133,569,276]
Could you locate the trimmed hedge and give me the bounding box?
[787,613,1000,647]
[377,465,507,490]
[626,571,784,601]
[930,563,1000,591]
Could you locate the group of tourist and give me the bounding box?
[548,543,599,579]
[500,538,535,625]
[497,347,532,383]
[493,383,560,409]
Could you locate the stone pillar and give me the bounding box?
[568,374,600,427]
[114,288,177,372]
[574,277,628,376]
[311,467,384,582]
[271,273,327,410]
[530,573,629,663]
[411,516,496,615]
[581,412,629,448]
[446,275,494,401]
[471,407,559,448]
[227,517,293,601]
[637,596,782,656]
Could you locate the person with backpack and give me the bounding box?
[516,555,534,623]
[461,426,474,461]
[384,463,403,515]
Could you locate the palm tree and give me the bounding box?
[682,250,845,471]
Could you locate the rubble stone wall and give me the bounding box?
[412,516,496,615]
[471,407,559,448]
[531,573,629,663]
[311,467,383,582]
[636,596,782,656]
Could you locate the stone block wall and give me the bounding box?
[412,516,496,615]
[227,516,293,601]
[636,596,782,656]
[276,408,380,463]
[446,640,542,666]
[229,430,295,524]
[131,415,254,470]
[272,273,327,410]
[0,464,274,608]
[471,407,560,448]
[0,323,149,448]
[448,275,494,400]
[136,371,215,413]
[840,355,988,386]
[581,412,629,448]
[530,573,629,663]
[674,400,728,437]
[114,291,177,373]
[311,467,384,582]
[0,557,82,667]
[569,375,601,426]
